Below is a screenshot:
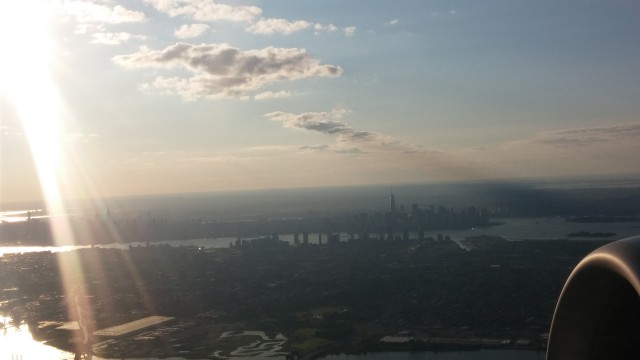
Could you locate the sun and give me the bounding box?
[0,0,57,92]
[0,0,67,210]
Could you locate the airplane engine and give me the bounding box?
[547,235,640,359]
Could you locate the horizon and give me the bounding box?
[3,2,640,355]
[2,1,640,205]
[3,173,640,218]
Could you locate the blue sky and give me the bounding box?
[1,0,640,203]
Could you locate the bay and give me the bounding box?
[0,215,633,359]
[2,216,639,257]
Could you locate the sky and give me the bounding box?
[1,0,640,204]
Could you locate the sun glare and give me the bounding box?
[1,5,158,357]
[0,0,66,207]
[0,1,96,356]
[0,316,73,360]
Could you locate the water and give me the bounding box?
[0,314,192,359]
[0,209,48,223]
[0,216,624,358]
[212,331,288,359]
[0,315,77,360]
[1,181,637,358]
[1,216,638,257]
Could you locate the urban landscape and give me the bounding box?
[1,183,640,359]
[3,0,640,358]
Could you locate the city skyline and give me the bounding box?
[2,0,640,203]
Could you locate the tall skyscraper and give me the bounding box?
[389,188,396,215]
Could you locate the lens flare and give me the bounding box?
[0,2,64,204]
[1,1,158,357]
[0,0,95,356]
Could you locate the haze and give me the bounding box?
[2,0,640,204]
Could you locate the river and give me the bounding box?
[2,217,639,257]
[1,216,634,358]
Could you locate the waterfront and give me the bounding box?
[0,315,78,360]
[0,235,601,359]
[1,189,638,358]
[2,216,638,256]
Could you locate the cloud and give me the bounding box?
[265,109,386,144]
[244,145,300,152]
[314,23,338,34]
[452,122,640,179]
[91,32,147,45]
[344,26,357,36]
[518,123,640,148]
[141,0,348,37]
[113,42,342,100]
[335,147,365,155]
[299,144,330,151]
[254,90,291,100]
[247,18,311,35]
[174,23,210,39]
[64,1,145,31]
[143,0,261,22]
[264,109,449,161]
[386,19,399,25]
[179,155,261,163]
[266,109,349,133]
[246,18,351,36]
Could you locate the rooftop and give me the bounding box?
[93,316,174,338]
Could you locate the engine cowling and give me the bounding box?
[547,235,640,359]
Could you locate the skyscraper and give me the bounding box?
[389,188,396,215]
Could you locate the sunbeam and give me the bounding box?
[1,2,159,356]
[0,0,95,357]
